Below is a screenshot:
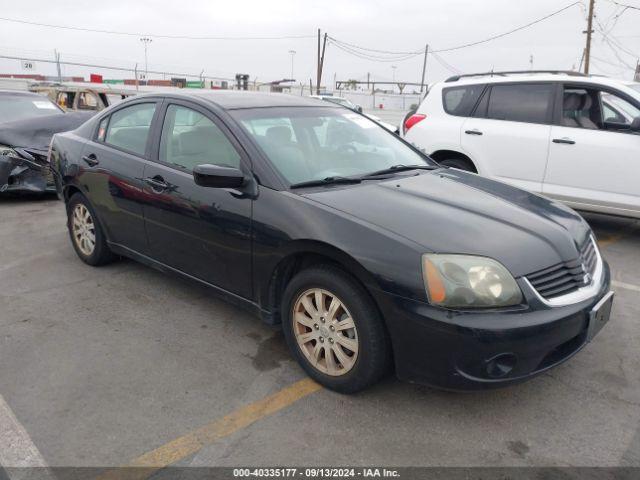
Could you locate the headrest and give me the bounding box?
[179,127,222,156]
[266,126,292,145]
[564,93,592,111]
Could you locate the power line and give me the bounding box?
[605,0,640,10]
[433,1,582,53]
[0,16,314,40]
[430,52,461,74]
[328,40,423,63]
[329,1,582,61]
[0,54,234,81]
[327,37,423,55]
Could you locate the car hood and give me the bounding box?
[0,111,93,150]
[301,169,591,278]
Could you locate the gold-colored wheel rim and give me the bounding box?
[292,288,359,377]
[71,204,96,257]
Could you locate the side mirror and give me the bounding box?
[631,117,640,132]
[193,164,245,188]
[356,105,363,113]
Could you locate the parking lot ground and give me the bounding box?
[1,196,640,471]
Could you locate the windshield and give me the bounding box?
[0,95,63,123]
[232,107,432,185]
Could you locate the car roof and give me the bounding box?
[140,90,340,110]
[439,73,634,90]
[0,90,46,98]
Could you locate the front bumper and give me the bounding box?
[0,149,55,194]
[378,260,612,391]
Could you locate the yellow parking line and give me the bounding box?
[597,221,640,248]
[598,234,625,248]
[97,378,321,480]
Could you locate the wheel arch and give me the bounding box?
[63,184,84,204]
[263,240,384,327]
[429,149,478,173]
[63,183,113,244]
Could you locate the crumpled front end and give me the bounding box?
[0,147,55,194]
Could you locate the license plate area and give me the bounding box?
[587,291,614,341]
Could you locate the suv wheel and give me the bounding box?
[67,193,116,266]
[281,266,391,393]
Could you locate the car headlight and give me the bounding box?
[422,254,523,308]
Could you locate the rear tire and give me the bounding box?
[438,157,475,172]
[67,193,116,266]
[281,265,391,394]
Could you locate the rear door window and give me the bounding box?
[105,103,157,156]
[442,85,485,116]
[486,83,554,124]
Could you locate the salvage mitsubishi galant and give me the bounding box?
[49,91,614,393]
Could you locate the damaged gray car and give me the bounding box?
[0,90,93,194]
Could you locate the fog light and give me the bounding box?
[485,353,517,378]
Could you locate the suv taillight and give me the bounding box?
[404,114,426,133]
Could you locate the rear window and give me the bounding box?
[442,85,485,116]
[486,83,554,124]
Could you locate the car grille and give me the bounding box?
[526,238,598,300]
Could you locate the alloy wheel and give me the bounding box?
[292,288,359,376]
[72,204,96,257]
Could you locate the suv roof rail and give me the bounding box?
[445,70,588,83]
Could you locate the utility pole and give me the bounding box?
[529,54,534,70]
[584,0,595,74]
[288,50,296,80]
[316,31,327,95]
[140,37,152,81]
[316,29,321,94]
[367,72,370,91]
[635,59,640,81]
[54,49,62,82]
[419,44,428,93]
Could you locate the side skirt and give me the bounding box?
[108,242,278,325]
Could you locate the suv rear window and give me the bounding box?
[442,85,485,117]
[486,83,554,124]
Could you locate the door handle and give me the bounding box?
[552,138,576,145]
[465,129,483,136]
[82,154,99,166]
[144,176,170,191]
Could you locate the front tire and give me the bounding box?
[281,266,391,393]
[67,193,116,266]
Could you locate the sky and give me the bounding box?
[0,0,638,91]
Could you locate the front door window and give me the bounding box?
[159,104,241,171]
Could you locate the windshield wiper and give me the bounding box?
[361,164,439,178]
[289,176,363,189]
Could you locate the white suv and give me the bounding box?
[403,71,640,219]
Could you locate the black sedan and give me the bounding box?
[49,91,613,393]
